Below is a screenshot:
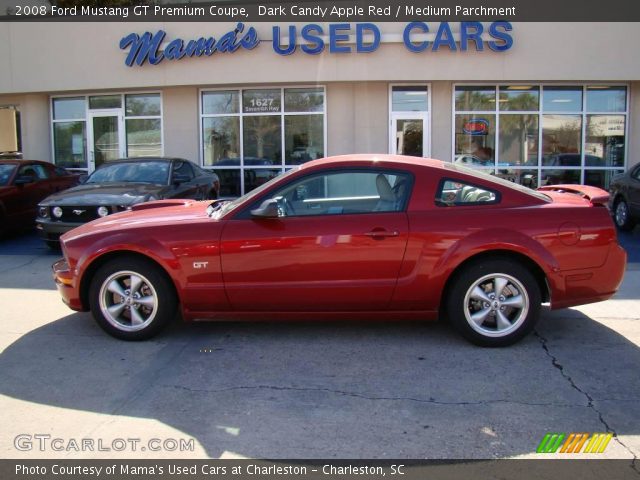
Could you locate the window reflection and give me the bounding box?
[455,114,495,166]
[542,115,582,166]
[499,114,538,166]
[203,117,240,166]
[499,86,539,111]
[586,115,625,167]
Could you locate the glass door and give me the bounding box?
[390,113,428,157]
[88,111,125,171]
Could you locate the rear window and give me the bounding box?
[443,162,551,202]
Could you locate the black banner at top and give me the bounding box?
[3,0,640,22]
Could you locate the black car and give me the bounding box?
[609,163,640,230]
[36,157,219,246]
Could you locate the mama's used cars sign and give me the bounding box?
[119,21,513,67]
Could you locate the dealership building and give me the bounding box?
[0,21,638,196]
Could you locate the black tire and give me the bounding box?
[446,259,541,347]
[613,197,636,231]
[88,256,178,340]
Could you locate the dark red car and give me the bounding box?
[52,155,626,347]
[0,160,79,236]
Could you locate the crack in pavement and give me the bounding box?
[535,330,639,474]
[0,256,40,273]
[160,383,588,409]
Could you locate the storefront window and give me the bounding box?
[585,115,625,167]
[542,115,582,165]
[203,91,239,115]
[499,114,538,166]
[89,95,121,110]
[53,121,86,169]
[203,117,240,166]
[454,114,495,167]
[586,86,626,112]
[499,86,539,111]
[285,88,324,112]
[125,118,162,157]
[53,98,85,120]
[52,92,163,170]
[455,86,495,111]
[392,86,428,111]
[201,87,325,195]
[125,93,161,116]
[285,115,324,165]
[542,87,582,112]
[243,116,281,165]
[454,84,628,189]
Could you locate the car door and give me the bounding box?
[220,168,412,311]
[169,160,200,199]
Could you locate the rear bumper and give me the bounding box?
[550,243,627,309]
[52,258,85,311]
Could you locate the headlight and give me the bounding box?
[38,206,49,218]
[52,206,63,218]
[97,206,110,217]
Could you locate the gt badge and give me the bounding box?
[193,262,209,269]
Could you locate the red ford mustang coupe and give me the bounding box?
[52,155,626,347]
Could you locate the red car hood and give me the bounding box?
[61,199,215,241]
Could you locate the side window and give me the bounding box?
[259,170,411,217]
[437,179,498,206]
[172,161,194,181]
[18,164,48,180]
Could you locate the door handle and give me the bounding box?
[364,229,400,239]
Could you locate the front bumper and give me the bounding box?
[36,219,83,242]
[52,258,85,311]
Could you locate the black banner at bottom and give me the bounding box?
[2,459,639,480]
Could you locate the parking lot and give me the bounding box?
[0,228,639,460]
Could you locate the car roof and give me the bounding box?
[0,159,54,166]
[300,154,446,170]
[103,157,183,165]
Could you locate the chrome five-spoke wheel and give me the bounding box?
[99,271,158,332]
[89,257,177,340]
[463,273,529,338]
[447,259,541,347]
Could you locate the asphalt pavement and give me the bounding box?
[0,228,638,461]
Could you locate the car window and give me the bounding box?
[87,161,169,184]
[54,166,70,177]
[0,164,16,186]
[18,164,48,180]
[172,160,195,181]
[255,170,412,217]
[632,167,640,181]
[436,179,498,206]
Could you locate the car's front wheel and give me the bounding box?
[89,257,177,340]
[614,198,636,231]
[446,259,541,347]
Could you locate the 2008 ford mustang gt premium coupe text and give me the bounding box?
[52,155,626,347]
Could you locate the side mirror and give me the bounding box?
[14,175,35,186]
[251,198,280,218]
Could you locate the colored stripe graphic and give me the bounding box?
[537,432,613,454]
[537,433,566,453]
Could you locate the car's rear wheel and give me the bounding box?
[446,259,541,347]
[614,198,636,231]
[89,257,177,340]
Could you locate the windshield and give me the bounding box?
[210,168,300,219]
[443,163,551,202]
[0,164,17,186]
[86,161,169,185]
